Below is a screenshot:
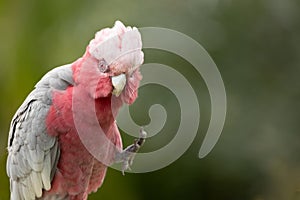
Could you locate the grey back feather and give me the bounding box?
[7,64,74,200]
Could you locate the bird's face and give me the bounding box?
[77,21,143,102]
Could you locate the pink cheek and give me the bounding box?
[93,77,113,98]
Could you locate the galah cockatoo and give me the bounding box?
[6,21,146,200]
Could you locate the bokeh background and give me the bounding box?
[1,0,300,199]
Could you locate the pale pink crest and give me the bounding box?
[88,20,144,74]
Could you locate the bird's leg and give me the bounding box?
[114,127,147,175]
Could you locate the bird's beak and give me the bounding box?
[111,73,126,96]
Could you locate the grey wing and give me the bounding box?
[6,64,74,200]
[7,99,59,200]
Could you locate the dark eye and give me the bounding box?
[98,59,109,73]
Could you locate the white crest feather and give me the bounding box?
[89,20,143,71]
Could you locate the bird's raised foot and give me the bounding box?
[115,127,147,175]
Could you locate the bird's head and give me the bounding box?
[73,21,144,104]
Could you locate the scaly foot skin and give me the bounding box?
[115,127,147,175]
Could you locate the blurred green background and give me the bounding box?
[1,0,300,199]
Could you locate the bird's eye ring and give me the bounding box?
[98,59,109,73]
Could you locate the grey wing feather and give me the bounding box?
[7,64,74,200]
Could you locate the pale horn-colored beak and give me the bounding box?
[111,73,126,96]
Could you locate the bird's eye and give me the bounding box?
[98,59,109,73]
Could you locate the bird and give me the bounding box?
[6,20,146,200]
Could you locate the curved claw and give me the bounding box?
[116,127,147,175]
